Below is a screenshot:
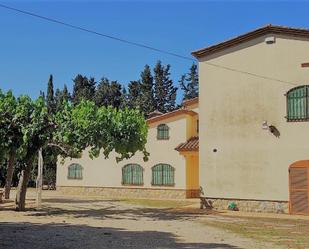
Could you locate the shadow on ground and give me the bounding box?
[43,198,121,204]
[0,222,241,249]
[22,197,220,222]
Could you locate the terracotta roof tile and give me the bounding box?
[192,25,309,58]
[175,136,199,152]
[147,109,197,125]
[182,97,198,108]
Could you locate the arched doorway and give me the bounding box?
[289,161,309,215]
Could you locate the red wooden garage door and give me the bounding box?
[289,161,309,215]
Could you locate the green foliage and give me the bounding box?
[139,65,155,115]
[46,74,55,114]
[127,80,141,109]
[17,96,49,162]
[0,88,148,209]
[55,84,71,112]
[179,63,199,101]
[154,61,177,113]
[72,75,96,104]
[53,100,148,162]
[94,77,123,108]
[0,90,23,160]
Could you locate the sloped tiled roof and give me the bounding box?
[147,109,197,125]
[192,24,309,58]
[182,97,198,108]
[175,136,199,152]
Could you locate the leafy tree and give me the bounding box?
[72,74,96,104]
[154,61,177,113]
[179,64,199,101]
[9,94,148,211]
[139,65,155,115]
[14,95,49,210]
[0,91,24,199]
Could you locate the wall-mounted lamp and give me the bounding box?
[262,121,280,138]
[262,121,269,130]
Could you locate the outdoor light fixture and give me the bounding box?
[262,121,269,130]
[262,121,280,138]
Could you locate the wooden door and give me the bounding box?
[289,161,309,215]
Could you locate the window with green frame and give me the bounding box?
[152,164,175,186]
[68,163,83,180]
[287,85,309,121]
[157,124,169,140]
[122,164,143,185]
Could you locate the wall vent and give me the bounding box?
[265,36,275,44]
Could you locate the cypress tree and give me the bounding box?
[46,74,55,114]
[94,77,123,109]
[140,65,155,115]
[154,61,166,113]
[109,80,123,109]
[154,61,177,113]
[72,74,96,104]
[179,63,199,101]
[94,77,111,107]
[61,84,71,102]
[164,64,177,112]
[127,80,141,109]
[119,87,128,109]
[55,84,71,111]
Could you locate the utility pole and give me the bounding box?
[36,148,43,208]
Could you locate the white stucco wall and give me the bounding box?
[199,34,309,201]
[56,115,189,190]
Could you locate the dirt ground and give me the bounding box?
[0,189,299,249]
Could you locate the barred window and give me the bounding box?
[157,124,169,140]
[152,164,175,186]
[287,85,309,121]
[68,163,83,180]
[122,164,143,185]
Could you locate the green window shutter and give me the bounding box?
[157,124,169,140]
[287,85,309,121]
[152,164,174,186]
[68,163,83,180]
[122,164,143,185]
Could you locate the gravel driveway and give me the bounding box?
[0,190,284,249]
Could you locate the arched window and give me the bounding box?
[68,163,83,180]
[157,124,169,140]
[152,164,175,186]
[287,85,309,121]
[122,164,143,185]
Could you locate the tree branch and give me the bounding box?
[47,143,70,155]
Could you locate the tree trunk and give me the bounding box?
[4,152,16,199]
[15,160,33,211]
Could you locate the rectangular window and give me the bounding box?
[122,164,143,185]
[68,164,83,180]
[157,124,169,140]
[287,86,309,121]
[152,164,174,186]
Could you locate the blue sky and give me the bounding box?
[0,0,308,102]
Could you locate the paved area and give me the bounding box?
[0,190,284,249]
